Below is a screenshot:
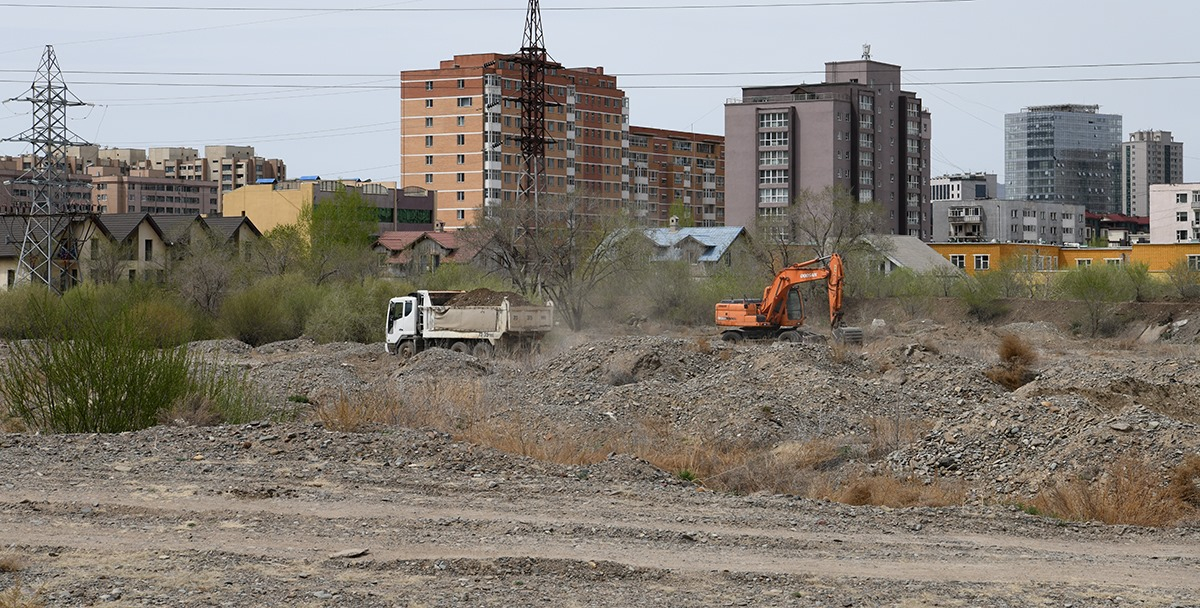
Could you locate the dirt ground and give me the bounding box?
[3,300,1200,606]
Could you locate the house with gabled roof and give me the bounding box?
[642,224,748,276]
[375,229,486,276]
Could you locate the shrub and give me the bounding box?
[985,334,1038,390]
[1164,258,1200,300]
[0,286,63,340]
[1032,454,1195,526]
[126,298,196,348]
[2,309,263,433]
[2,312,192,433]
[305,278,397,344]
[1054,265,1134,337]
[954,276,1008,322]
[219,274,322,346]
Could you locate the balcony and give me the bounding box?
[948,215,981,225]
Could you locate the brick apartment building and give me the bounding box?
[628,126,725,227]
[724,58,932,237]
[400,53,631,230]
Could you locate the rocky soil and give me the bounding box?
[3,308,1200,606]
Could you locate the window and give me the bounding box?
[758,169,788,184]
[425,117,433,128]
[457,97,473,107]
[425,99,433,108]
[758,188,789,204]
[1105,258,1123,266]
[758,112,788,128]
[1178,230,1189,241]
[974,254,990,271]
[1188,255,1200,270]
[144,239,153,262]
[758,132,788,147]
[6,269,14,288]
[1077,259,1092,267]
[457,116,465,127]
[457,154,465,165]
[424,174,433,184]
[1178,193,1189,204]
[758,150,788,166]
[949,254,965,269]
[457,79,465,89]
[456,192,465,201]
[425,155,434,165]
[456,173,465,183]
[456,209,466,220]
[425,136,434,148]
[456,134,466,146]
[425,81,434,91]
[1179,212,1190,222]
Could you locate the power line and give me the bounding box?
[1,59,1197,81]
[0,0,978,12]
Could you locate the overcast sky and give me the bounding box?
[2,0,1198,185]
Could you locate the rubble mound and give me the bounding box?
[447,288,532,307]
[393,347,491,379]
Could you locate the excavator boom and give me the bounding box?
[715,253,861,344]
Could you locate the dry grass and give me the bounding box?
[320,378,963,509]
[0,554,27,573]
[1032,454,1198,526]
[0,579,44,608]
[820,473,965,508]
[313,390,400,432]
[986,334,1038,390]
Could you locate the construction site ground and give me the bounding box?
[2,299,1200,606]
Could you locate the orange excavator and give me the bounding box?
[715,253,863,344]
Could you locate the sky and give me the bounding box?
[1,0,1199,185]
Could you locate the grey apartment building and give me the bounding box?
[725,59,931,238]
[1121,130,1182,217]
[1004,104,1122,214]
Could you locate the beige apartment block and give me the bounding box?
[87,166,220,215]
[628,126,725,227]
[400,53,630,230]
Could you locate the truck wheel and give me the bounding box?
[778,330,802,343]
[472,342,493,358]
[450,341,471,354]
[721,331,744,343]
[398,341,417,360]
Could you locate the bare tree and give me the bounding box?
[172,232,237,315]
[249,223,307,277]
[465,193,648,331]
[748,185,883,275]
[84,237,133,285]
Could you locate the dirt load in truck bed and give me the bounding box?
[446,287,533,307]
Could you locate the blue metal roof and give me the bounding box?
[255,178,277,184]
[298,175,321,181]
[643,227,745,263]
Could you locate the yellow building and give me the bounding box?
[929,242,1200,276]
[222,179,436,234]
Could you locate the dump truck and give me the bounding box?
[715,253,863,345]
[385,289,554,358]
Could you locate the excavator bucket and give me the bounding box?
[833,326,863,346]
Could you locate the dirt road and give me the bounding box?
[3,424,1198,607]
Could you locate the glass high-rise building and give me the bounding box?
[1004,104,1122,214]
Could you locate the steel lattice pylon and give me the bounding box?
[514,0,560,211]
[2,45,90,292]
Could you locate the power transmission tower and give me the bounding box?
[2,45,91,293]
[514,0,560,212]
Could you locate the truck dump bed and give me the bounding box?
[429,302,554,334]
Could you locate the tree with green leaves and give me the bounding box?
[298,186,382,284]
[666,199,695,227]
